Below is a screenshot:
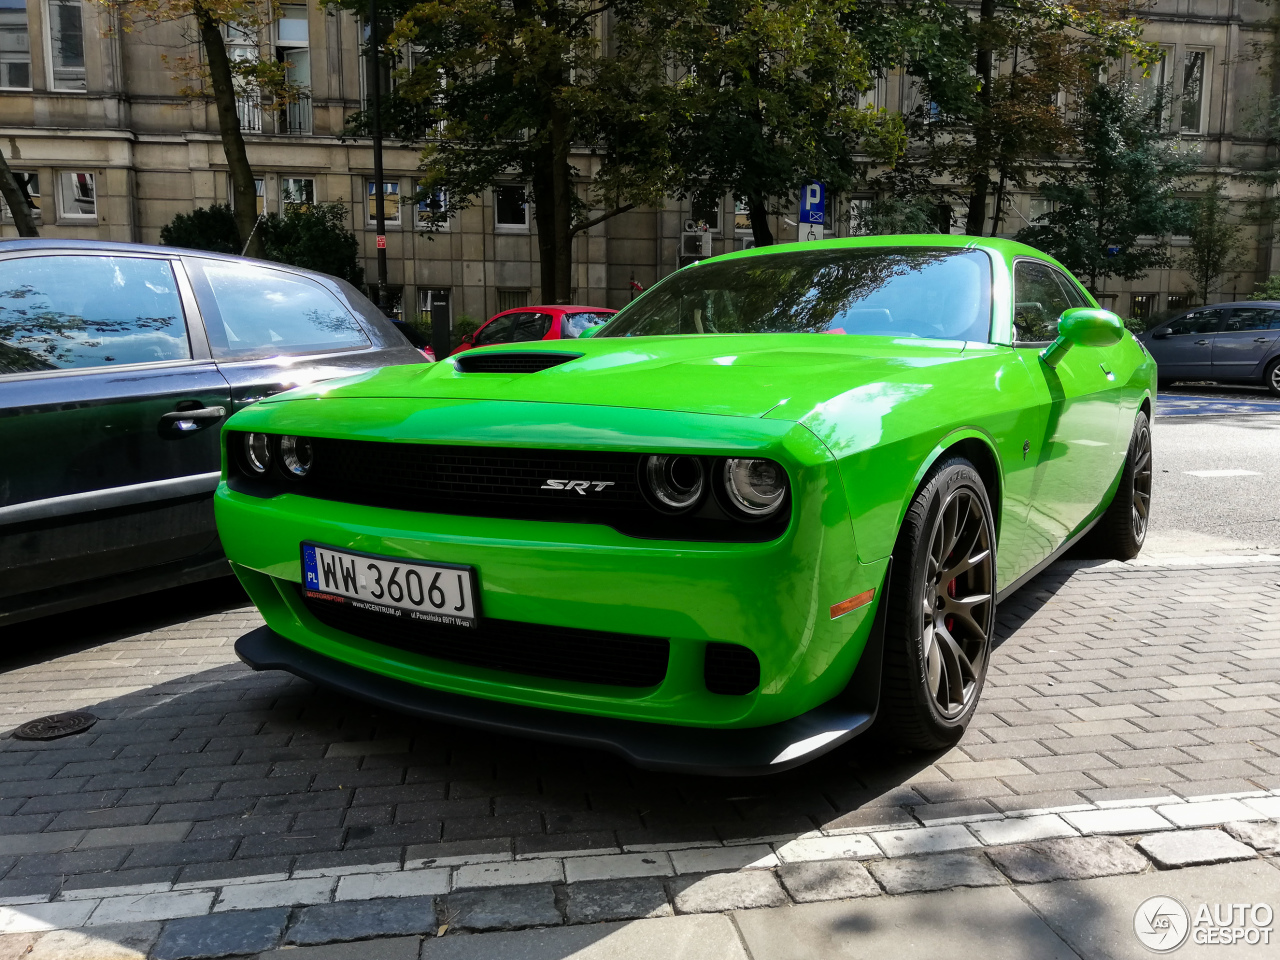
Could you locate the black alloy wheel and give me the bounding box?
[882,457,996,750]
[1267,358,1280,398]
[1091,411,1152,561]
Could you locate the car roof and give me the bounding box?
[486,305,617,320]
[0,238,338,285]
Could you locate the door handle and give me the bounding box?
[1194,339,1209,345]
[1256,338,1271,343]
[159,405,226,434]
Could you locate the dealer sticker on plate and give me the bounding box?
[302,543,479,627]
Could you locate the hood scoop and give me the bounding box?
[454,352,582,374]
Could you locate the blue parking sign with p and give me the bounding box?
[801,183,825,225]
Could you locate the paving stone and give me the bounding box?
[453,859,564,889]
[564,878,674,923]
[335,868,449,900]
[1224,819,1280,855]
[419,915,748,960]
[214,877,335,911]
[442,884,562,932]
[20,922,160,960]
[867,852,1005,894]
[87,891,215,926]
[1155,798,1267,827]
[405,838,512,869]
[0,832,84,856]
[1136,829,1257,868]
[1060,806,1173,835]
[668,845,778,874]
[152,909,289,960]
[870,825,981,857]
[968,815,1077,846]
[776,860,880,903]
[286,895,437,944]
[254,936,421,959]
[564,853,672,883]
[669,872,787,914]
[985,835,1149,883]
[773,834,879,863]
[0,900,98,934]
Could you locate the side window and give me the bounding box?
[1051,271,1090,309]
[0,255,189,374]
[473,315,514,346]
[1013,260,1072,342]
[1225,307,1280,332]
[561,312,611,338]
[1166,309,1226,336]
[195,261,370,359]
[510,312,553,343]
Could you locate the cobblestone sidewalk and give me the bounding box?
[0,558,1278,958]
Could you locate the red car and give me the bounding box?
[448,305,617,356]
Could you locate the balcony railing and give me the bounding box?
[279,96,312,135]
[236,95,263,133]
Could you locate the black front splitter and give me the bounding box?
[234,625,879,777]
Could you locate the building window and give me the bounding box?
[1166,294,1190,314]
[1142,46,1172,130]
[228,175,265,216]
[417,188,448,230]
[1,170,38,221]
[1181,49,1208,134]
[46,0,85,91]
[1029,196,1055,223]
[57,171,95,219]
[275,5,311,135]
[224,22,262,131]
[281,176,313,211]
[367,180,400,224]
[497,289,528,312]
[494,186,528,230]
[0,0,30,90]
[691,195,720,232]
[733,199,751,233]
[1130,294,1156,323]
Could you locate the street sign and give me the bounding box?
[800,183,825,225]
[376,235,387,249]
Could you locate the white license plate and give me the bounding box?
[302,543,479,627]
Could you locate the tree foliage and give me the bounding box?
[1248,273,1280,300]
[1176,179,1252,305]
[160,202,364,285]
[621,0,906,246]
[1016,83,1192,292]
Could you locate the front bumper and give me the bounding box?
[235,609,883,775]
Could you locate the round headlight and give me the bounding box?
[643,455,705,512]
[244,433,272,475]
[723,458,787,517]
[279,435,313,477]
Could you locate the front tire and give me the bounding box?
[881,458,996,751]
[1092,411,1152,561]
[1266,358,1280,398]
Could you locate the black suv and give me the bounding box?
[0,240,424,625]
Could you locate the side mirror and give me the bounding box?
[577,324,604,340]
[1150,327,1170,340]
[1041,308,1124,368]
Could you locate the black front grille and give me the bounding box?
[227,435,789,542]
[704,642,760,695]
[455,352,580,373]
[301,588,669,688]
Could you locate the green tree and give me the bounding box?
[1016,83,1192,293]
[625,0,905,247]
[335,0,676,303]
[160,203,241,253]
[95,0,307,256]
[1248,274,1280,300]
[1176,179,1252,305]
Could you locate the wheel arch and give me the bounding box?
[905,429,1004,542]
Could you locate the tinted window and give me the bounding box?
[1014,261,1073,342]
[1166,309,1227,336]
[0,255,188,374]
[510,312,553,342]
[561,312,612,338]
[602,248,992,342]
[473,315,514,346]
[1053,271,1090,309]
[198,261,370,359]
[1225,307,1280,332]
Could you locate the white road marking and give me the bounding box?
[1183,469,1262,477]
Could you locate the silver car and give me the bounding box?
[1137,301,1280,396]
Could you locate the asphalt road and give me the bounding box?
[1147,384,1280,556]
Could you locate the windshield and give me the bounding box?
[601,247,992,342]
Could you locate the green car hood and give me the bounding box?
[266,334,968,422]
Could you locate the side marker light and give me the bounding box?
[830,588,876,620]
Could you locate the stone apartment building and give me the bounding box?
[0,0,1274,331]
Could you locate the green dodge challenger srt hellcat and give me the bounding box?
[217,236,1155,774]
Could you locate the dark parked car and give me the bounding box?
[448,305,616,357]
[0,239,424,625]
[1137,301,1280,395]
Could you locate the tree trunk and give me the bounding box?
[963,0,998,236]
[0,149,37,237]
[196,4,262,258]
[748,194,774,246]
